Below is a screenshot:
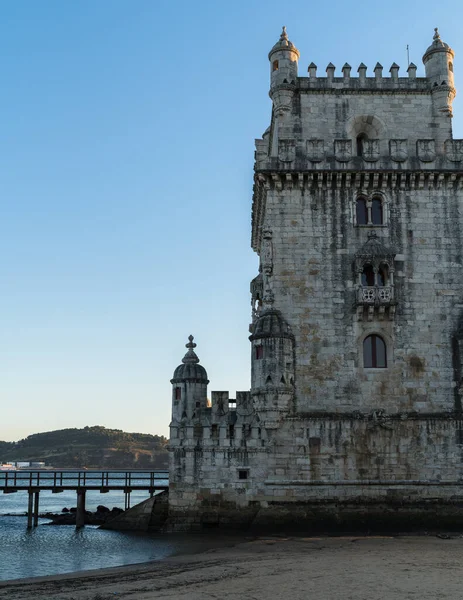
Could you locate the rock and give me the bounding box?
[62,507,69,513]
[96,505,110,513]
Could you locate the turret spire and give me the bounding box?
[280,26,288,41]
[182,335,200,364]
[434,27,440,42]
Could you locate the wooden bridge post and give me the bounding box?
[27,491,33,528]
[76,489,86,529]
[33,491,40,527]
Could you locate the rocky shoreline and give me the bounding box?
[3,505,125,526]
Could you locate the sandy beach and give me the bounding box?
[1,535,462,599]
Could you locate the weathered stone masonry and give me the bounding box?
[167,28,463,531]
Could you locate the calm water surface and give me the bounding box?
[0,487,231,582]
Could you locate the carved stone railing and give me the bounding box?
[358,286,393,304]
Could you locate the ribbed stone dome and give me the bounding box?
[171,362,208,383]
[249,309,294,341]
[423,28,453,60]
[268,26,300,60]
[170,335,209,384]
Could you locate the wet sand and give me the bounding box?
[1,535,462,599]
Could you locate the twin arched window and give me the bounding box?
[363,334,387,368]
[361,264,389,287]
[356,196,384,226]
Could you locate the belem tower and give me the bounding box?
[167,28,463,530]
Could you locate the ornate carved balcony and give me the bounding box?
[358,286,393,304]
[356,286,395,321]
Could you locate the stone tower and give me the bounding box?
[167,29,463,531]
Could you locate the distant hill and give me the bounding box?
[0,426,168,469]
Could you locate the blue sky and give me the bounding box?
[1,0,462,442]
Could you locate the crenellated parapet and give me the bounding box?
[302,62,426,91]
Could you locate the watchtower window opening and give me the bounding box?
[238,470,248,480]
[229,425,235,439]
[273,60,279,71]
[356,197,368,225]
[449,62,454,73]
[371,197,383,225]
[193,424,203,439]
[363,334,387,368]
[175,387,181,400]
[255,345,264,359]
[361,265,375,287]
[211,424,219,439]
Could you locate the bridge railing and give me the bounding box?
[0,469,169,490]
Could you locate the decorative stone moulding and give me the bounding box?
[278,139,296,162]
[389,139,408,162]
[306,139,325,162]
[362,139,380,162]
[417,139,436,162]
[334,139,352,162]
[445,139,463,162]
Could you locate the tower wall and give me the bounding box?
[166,30,463,532]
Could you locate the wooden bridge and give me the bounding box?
[0,469,169,528]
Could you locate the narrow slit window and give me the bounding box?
[273,60,279,71]
[175,387,181,400]
[211,424,219,439]
[356,197,368,225]
[229,425,235,439]
[363,334,387,368]
[255,345,264,360]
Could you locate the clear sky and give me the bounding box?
[2,0,463,442]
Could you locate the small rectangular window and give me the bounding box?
[238,470,248,480]
[211,424,219,439]
[229,425,235,439]
[255,345,264,359]
[175,387,181,400]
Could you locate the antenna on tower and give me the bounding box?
[407,44,410,66]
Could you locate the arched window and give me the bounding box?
[361,265,375,286]
[378,264,389,287]
[357,133,367,157]
[371,197,383,225]
[356,197,368,225]
[363,334,387,368]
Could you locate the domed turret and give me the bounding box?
[170,336,209,424]
[268,27,300,114]
[423,28,456,116]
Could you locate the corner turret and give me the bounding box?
[170,335,209,424]
[423,28,456,116]
[249,309,295,428]
[268,26,300,115]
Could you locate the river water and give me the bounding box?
[0,485,213,582]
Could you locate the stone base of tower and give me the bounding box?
[166,413,463,532]
[165,491,463,534]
